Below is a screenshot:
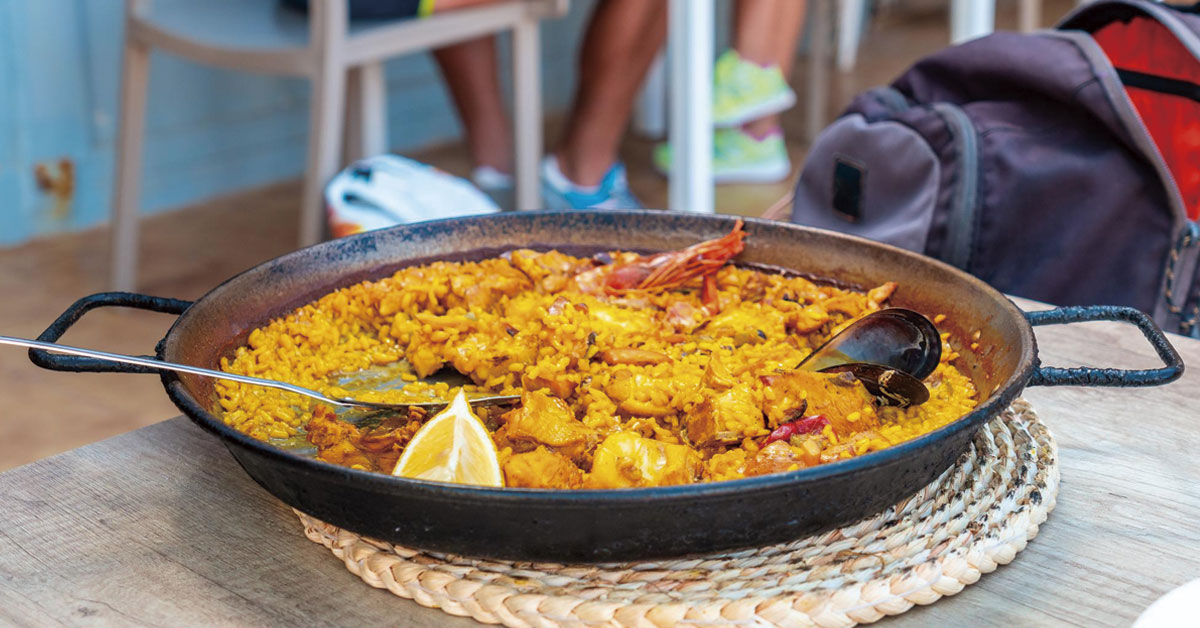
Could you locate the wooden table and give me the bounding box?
[2,298,1198,627]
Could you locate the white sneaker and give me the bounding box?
[540,156,643,210]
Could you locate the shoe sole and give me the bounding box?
[713,91,798,128]
[540,184,641,210]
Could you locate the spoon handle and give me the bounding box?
[1,335,347,407]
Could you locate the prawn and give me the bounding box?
[573,220,746,309]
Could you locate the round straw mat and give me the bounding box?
[297,398,1057,628]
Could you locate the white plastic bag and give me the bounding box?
[326,155,499,238]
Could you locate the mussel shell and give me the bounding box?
[799,308,941,379]
[820,362,930,407]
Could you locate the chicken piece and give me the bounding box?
[306,406,428,472]
[786,304,830,335]
[585,432,702,488]
[315,441,374,470]
[355,421,424,474]
[604,369,676,418]
[584,301,660,338]
[446,259,532,309]
[684,387,765,447]
[306,407,375,470]
[503,447,584,489]
[521,372,580,400]
[665,301,708,332]
[702,354,738,390]
[744,441,807,477]
[760,371,879,435]
[450,330,540,386]
[819,293,868,318]
[867,282,897,309]
[506,249,589,293]
[598,348,671,366]
[499,390,597,462]
[706,303,787,346]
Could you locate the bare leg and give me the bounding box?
[734,0,785,66]
[772,0,807,78]
[556,0,668,186]
[433,37,513,173]
[735,0,806,137]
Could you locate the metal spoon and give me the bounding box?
[1,335,519,412]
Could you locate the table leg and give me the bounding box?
[668,0,714,214]
[950,0,996,45]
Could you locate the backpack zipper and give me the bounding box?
[931,103,981,271]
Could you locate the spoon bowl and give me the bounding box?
[0,335,519,413]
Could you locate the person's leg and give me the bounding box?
[738,0,806,137]
[654,0,802,183]
[432,37,513,174]
[733,0,785,67]
[770,0,807,79]
[556,0,668,186]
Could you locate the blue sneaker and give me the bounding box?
[540,156,643,210]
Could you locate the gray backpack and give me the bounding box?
[791,0,1200,337]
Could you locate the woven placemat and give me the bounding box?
[297,398,1058,628]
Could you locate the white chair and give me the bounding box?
[112,0,566,291]
[836,0,1045,73]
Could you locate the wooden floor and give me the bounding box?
[0,1,1073,471]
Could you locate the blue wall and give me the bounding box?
[0,0,598,246]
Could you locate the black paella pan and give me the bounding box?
[29,211,1183,562]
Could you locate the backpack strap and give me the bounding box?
[1115,68,1200,102]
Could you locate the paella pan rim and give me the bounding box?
[158,210,1038,505]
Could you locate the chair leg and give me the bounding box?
[302,67,348,246]
[1018,0,1041,33]
[512,17,542,211]
[836,0,866,74]
[344,68,362,163]
[110,37,150,292]
[344,62,387,163]
[806,0,832,143]
[949,0,995,44]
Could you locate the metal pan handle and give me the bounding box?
[29,292,193,373]
[1025,305,1184,387]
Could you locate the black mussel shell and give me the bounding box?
[820,362,930,407]
[798,308,941,379]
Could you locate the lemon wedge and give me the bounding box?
[392,390,504,487]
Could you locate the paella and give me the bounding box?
[215,221,978,489]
